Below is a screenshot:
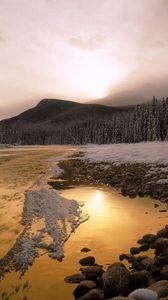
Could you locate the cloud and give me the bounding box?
[69,35,106,50]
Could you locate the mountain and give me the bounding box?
[0,98,167,145]
[1,98,133,127]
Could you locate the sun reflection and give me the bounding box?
[91,190,104,213]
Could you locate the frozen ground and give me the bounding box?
[83,142,168,165]
[0,146,90,276]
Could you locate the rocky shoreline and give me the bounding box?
[48,154,168,299]
[65,225,168,300]
[48,157,168,203]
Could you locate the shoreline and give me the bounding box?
[48,156,168,203]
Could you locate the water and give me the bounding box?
[0,147,167,300]
[0,186,167,300]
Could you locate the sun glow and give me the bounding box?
[70,53,126,99]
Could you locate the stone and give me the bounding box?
[73,280,97,299]
[81,248,91,253]
[160,265,168,280]
[79,256,95,266]
[130,247,141,255]
[142,234,156,245]
[139,244,150,252]
[156,228,168,239]
[78,289,105,300]
[141,258,155,271]
[103,262,130,298]
[154,238,168,256]
[81,266,104,280]
[148,280,168,298]
[64,273,86,283]
[130,270,150,288]
[129,288,158,300]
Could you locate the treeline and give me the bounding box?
[0,97,168,145]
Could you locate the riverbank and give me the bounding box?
[49,157,168,202]
[65,225,168,300]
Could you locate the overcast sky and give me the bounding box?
[0,0,168,119]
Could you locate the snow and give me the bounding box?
[83,142,168,165]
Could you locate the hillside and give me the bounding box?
[0,98,167,145]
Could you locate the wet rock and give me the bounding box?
[130,270,150,288]
[73,280,96,299]
[156,228,168,239]
[64,273,86,283]
[81,248,91,253]
[130,247,141,255]
[141,258,155,271]
[129,288,158,300]
[79,256,95,266]
[142,234,156,245]
[148,280,168,298]
[160,265,168,280]
[154,238,168,256]
[119,254,133,262]
[77,289,105,300]
[81,266,104,280]
[139,244,150,252]
[103,262,130,298]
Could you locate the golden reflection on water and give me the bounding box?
[0,185,168,300]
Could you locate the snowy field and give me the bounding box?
[83,142,168,165]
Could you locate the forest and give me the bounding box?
[0,97,168,145]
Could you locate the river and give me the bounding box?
[0,147,167,300]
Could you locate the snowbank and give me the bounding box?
[83,142,168,165]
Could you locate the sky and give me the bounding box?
[0,0,168,119]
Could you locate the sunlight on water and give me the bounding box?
[0,148,168,300]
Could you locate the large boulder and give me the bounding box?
[73,280,96,299]
[79,256,95,266]
[148,280,168,298]
[102,262,130,298]
[77,289,105,300]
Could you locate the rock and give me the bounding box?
[157,228,168,239]
[160,265,168,280]
[81,248,91,253]
[81,266,104,280]
[154,204,159,208]
[103,262,130,297]
[73,280,97,299]
[64,273,86,283]
[119,254,133,262]
[154,238,168,256]
[130,247,141,255]
[142,234,156,245]
[79,256,95,266]
[77,289,105,300]
[148,280,168,298]
[141,258,155,271]
[139,244,150,252]
[130,270,150,288]
[129,288,158,300]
